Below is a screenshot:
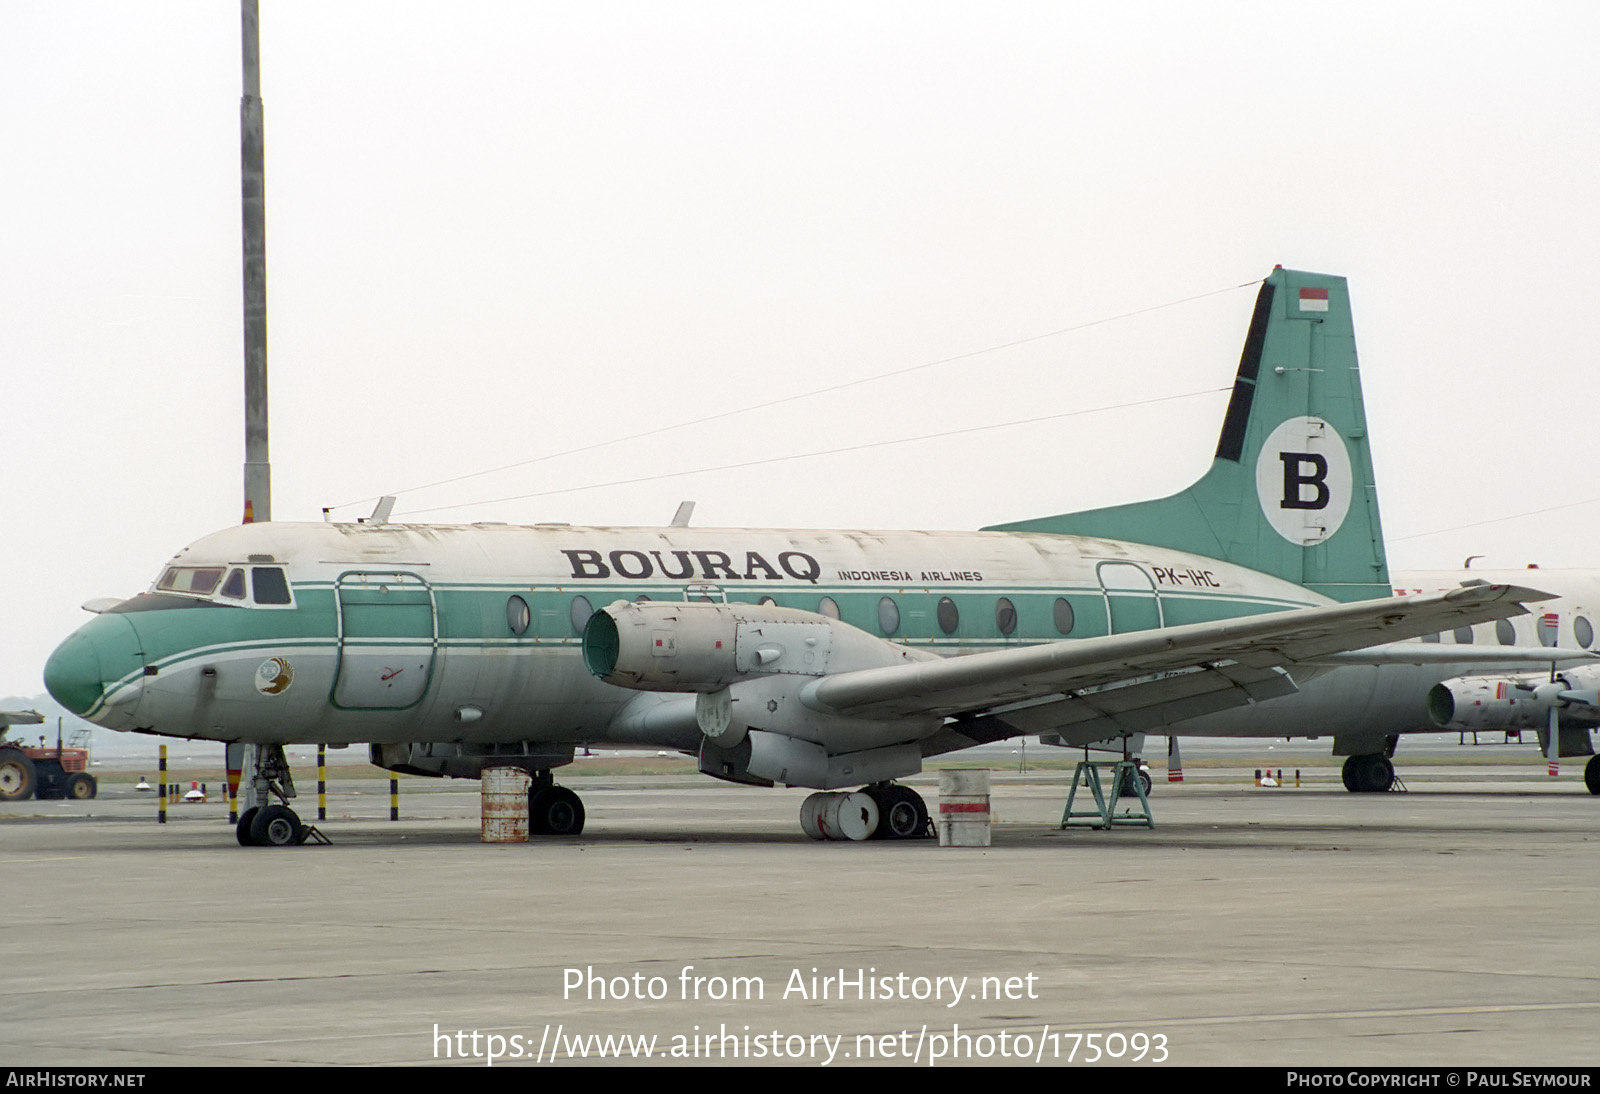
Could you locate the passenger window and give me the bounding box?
[818,597,841,620]
[220,569,247,600]
[570,596,593,634]
[507,595,531,636]
[251,567,292,605]
[878,596,900,636]
[1577,617,1594,649]
[1496,619,1516,646]
[1453,626,1474,644]
[1053,598,1076,636]
[995,597,1017,636]
[936,597,959,635]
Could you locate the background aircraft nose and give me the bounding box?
[44,615,143,717]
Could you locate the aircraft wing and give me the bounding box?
[800,582,1549,722]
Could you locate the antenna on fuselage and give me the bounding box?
[360,496,397,525]
[670,501,695,527]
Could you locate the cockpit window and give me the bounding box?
[157,566,225,596]
[252,567,292,605]
[148,563,291,607]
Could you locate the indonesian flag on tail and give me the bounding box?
[1299,287,1330,312]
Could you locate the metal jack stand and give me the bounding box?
[1061,757,1154,830]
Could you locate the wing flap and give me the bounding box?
[986,661,1297,735]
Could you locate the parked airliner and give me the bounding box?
[42,268,1555,844]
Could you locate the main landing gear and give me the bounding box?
[1586,755,1600,796]
[236,744,326,847]
[528,772,585,836]
[800,782,931,842]
[1341,752,1396,793]
[1117,762,1153,799]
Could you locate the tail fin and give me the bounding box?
[983,267,1389,602]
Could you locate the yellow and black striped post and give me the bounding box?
[389,776,399,821]
[317,744,326,821]
[158,746,167,825]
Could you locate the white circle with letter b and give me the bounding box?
[1255,416,1352,546]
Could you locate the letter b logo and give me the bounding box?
[1255,418,1352,546]
[1279,452,1330,510]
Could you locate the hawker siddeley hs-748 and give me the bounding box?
[43,268,1559,845]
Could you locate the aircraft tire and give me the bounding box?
[236,807,260,846]
[1340,757,1359,792]
[1349,753,1394,793]
[65,773,96,800]
[1369,754,1395,792]
[0,748,36,801]
[871,785,928,840]
[530,786,585,837]
[1585,755,1600,796]
[1118,767,1153,798]
[251,804,304,847]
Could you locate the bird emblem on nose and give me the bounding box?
[255,657,294,695]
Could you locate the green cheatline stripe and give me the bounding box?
[94,579,1326,718]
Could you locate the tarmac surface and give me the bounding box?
[4,761,1599,1068]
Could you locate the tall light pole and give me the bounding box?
[234,1,271,819]
[241,0,270,524]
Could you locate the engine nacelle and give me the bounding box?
[1427,665,1600,731]
[582,599,933,693]
[585,601,945,783]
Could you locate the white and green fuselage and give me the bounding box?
[47,520,1329,754]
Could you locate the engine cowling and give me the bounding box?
[581,599,932,692]
[584,600,943,789]
[1427,665,1600,731]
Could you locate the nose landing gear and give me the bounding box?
[236,744,328,846]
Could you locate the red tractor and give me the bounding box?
[0,711,97,801]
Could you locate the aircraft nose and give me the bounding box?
[44,614,144,718]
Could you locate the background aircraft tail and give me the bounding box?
[984,267,1390,602]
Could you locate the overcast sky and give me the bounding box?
[5,1,1599,698]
